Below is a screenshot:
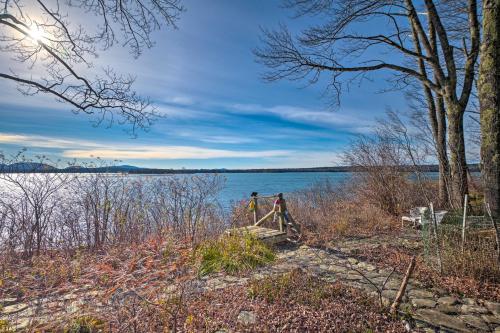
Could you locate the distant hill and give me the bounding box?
[63,165,140,173]
[0,162,58,172]
[0,163,481,174]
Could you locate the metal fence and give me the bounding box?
[420,205,499,280]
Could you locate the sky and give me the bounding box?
[0,0,409,169]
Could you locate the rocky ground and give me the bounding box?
[1,234,500,332]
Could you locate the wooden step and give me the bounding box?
[225,226,288,245]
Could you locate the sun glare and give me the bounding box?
[27,24,45,44]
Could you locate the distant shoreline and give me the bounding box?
[0,163,481,174]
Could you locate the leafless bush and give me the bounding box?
[344,111,438,216]
[0,157,226,257]
[230,181,398,246]
[287,182,398,244]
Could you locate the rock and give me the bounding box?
[13,317,31,331]
[328,264,347,272]
[381,290,398,300]
[411,298,437,308]
[414,309,469,332]
[409,289,435,299]
[237,311,256,326]
[437,296,459,306]
[458,315,490,331]
[61,293,78,301]
[484,301,500,316]
[495,327,500,333]
[206,279,227,290]
[347,258,358,265]
[368,291,391,306]
[222,276,240,283]
[0,298,17,307]
[66,299,84,314]
[345,273,363,281]
[460,304,490,314]
[402,320,411,332]
[462,298,477,305]
[436,305,460,314]
[431,287,447,296]
[357,262,376,271]
[1,303,28,315]
[481,314,500,325]
[384,279,404,290]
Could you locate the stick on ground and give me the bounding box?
[390,256,416,315]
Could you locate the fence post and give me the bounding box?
[430,202,443,274]
[462,194,468,253]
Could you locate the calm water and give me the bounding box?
[0,171,442,209]
[217,172,353,205]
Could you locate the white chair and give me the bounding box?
[402,207,429,228]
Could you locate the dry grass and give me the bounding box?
[0,235,193,301]
[354,243,500,302]
[182,269,406,332]
[435,226,499,282]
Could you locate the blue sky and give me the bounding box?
[0,0,408,169]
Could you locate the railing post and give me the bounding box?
[251,192,258,225]
[277,193,286,232]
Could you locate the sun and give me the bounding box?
[27,24,45,44]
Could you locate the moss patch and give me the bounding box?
[63,316,107,333]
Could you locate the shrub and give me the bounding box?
[194,233,275,276]
[284,183,398,245]
[63,316,107,333]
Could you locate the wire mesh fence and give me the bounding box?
[420,208,500,282]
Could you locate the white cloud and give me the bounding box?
[62,147,292,160]
[227,103,374,133]
[0,133,101,149]
[155,105,206,119]
[0,132,291,160]
[0,131,343,165]
[264,151,344,168]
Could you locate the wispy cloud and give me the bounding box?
[63,147,291,160]
[227,103,374,133]
[264,151,344,168]
[0,133,101,149]
[0,132,290,160]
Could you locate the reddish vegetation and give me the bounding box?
[183,271,406,333]
[1,238,408,332]
[354,244,500,303]
[0,236,193,302]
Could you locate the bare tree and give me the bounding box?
[343,110,436,215]
[255,0,480,208]
[479,0,500,216]
[0,0,183,133]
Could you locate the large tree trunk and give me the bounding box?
[435,96,451,207]
[447,103,469,209]
[479,0,500,216]
[412,18,452,208]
